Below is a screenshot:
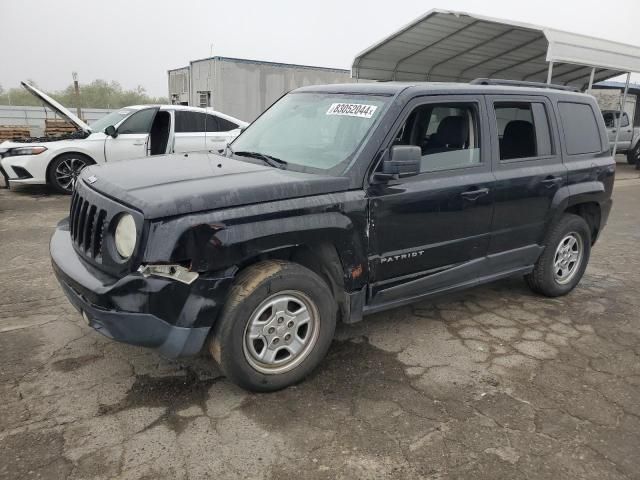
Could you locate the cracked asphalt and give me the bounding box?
[1,163,639,480]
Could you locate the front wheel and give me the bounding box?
[525,214,591,297]
[627,143,640,165]
[210,260,337,392]
[48,153,93,194]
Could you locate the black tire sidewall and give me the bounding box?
[215,263,336,392]
[48,153,92,194]
[628,144,640,165]
[537,215,591,296]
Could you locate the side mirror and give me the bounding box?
[104,125,118,138]
[374,145,421,181]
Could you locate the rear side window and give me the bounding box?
[216,116,239,132]
[494,102,552,160]
[558,102,602,155]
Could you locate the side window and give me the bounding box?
[204,114,220,132]
[391,103,481,173]
[602,111,629,128]
[216,116,239,132]
[621,112,630,128]
[558,102,602,155]
[175,111,206,133]
[117,109,156,134]
[494,102,553,160]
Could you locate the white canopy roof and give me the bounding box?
[352,10,640,88]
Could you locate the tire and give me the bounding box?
[626,144,639,165]
[210,260,337,392]
[47,153,93,194]
[525,214,591,297]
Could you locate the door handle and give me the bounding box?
[132,142,145,146]
[541,176,563,188]
[460,187,489,201]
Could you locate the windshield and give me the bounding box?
[230,92,389,174]
[89,109,135,132]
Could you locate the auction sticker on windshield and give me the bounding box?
[326,103,378,118]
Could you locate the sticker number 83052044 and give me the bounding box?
[326,103,378,118]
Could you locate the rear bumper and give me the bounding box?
[50,220,234,358]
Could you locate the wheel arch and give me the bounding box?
[547,183,606,246]
[234,242,351,323]
[46,151,96,187]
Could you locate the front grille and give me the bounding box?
[69,177,143,276]
[70,190,107,260]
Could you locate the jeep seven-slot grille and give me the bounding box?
[69,191,107,260]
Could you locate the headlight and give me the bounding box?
[114,214,137,259]
[7,146,47,157]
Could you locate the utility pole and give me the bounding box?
[72,72,81,119]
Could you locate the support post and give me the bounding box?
[546,62,554,84]
[72,72,81,120]
[612,72,631,158]
[587,67,596,93]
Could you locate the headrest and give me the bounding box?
[503,120,534,141]
[436,116,468,147]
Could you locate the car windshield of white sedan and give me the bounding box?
[230,93,388,173]
[89,109,135,132]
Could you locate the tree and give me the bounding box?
[0,79,168,109]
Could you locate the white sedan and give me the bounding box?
[0,82,248,193]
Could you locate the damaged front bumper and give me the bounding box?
[50,220,234,358]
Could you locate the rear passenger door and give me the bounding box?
[173,111,206,152]
[487,95,566,260]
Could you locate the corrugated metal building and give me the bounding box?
[168,56,351,122]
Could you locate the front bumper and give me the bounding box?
[50,220,234,358]
[1,152,50,185]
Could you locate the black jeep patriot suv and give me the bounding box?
[51,81,614,391]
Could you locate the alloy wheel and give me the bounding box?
[55,157,87,192]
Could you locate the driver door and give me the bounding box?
[104,107,158,162]
[367,95,495,307]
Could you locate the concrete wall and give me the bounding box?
[188,57,352,122]
[0,105,113,136]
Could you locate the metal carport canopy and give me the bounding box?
[351,9,640,89]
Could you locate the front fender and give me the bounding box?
[143,191,369,291]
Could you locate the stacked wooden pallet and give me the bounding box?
[0,126,31,142]
[45,119,78,136]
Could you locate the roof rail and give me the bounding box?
[470,78,580,92]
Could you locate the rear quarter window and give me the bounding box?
[558,102,603,155]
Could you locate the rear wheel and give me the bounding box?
[48,153,93,194]
[210,260,337,392]
[525,214,591,297]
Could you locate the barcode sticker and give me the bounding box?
[326,103,378,118]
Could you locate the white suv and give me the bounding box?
[0,82,248,193]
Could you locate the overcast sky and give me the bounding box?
[1,0,639,97]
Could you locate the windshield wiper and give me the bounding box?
[233,150,288,169]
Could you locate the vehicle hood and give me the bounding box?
[80,152,350,219]
[21,81,91,134]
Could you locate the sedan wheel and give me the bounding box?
[48,154,92,194]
